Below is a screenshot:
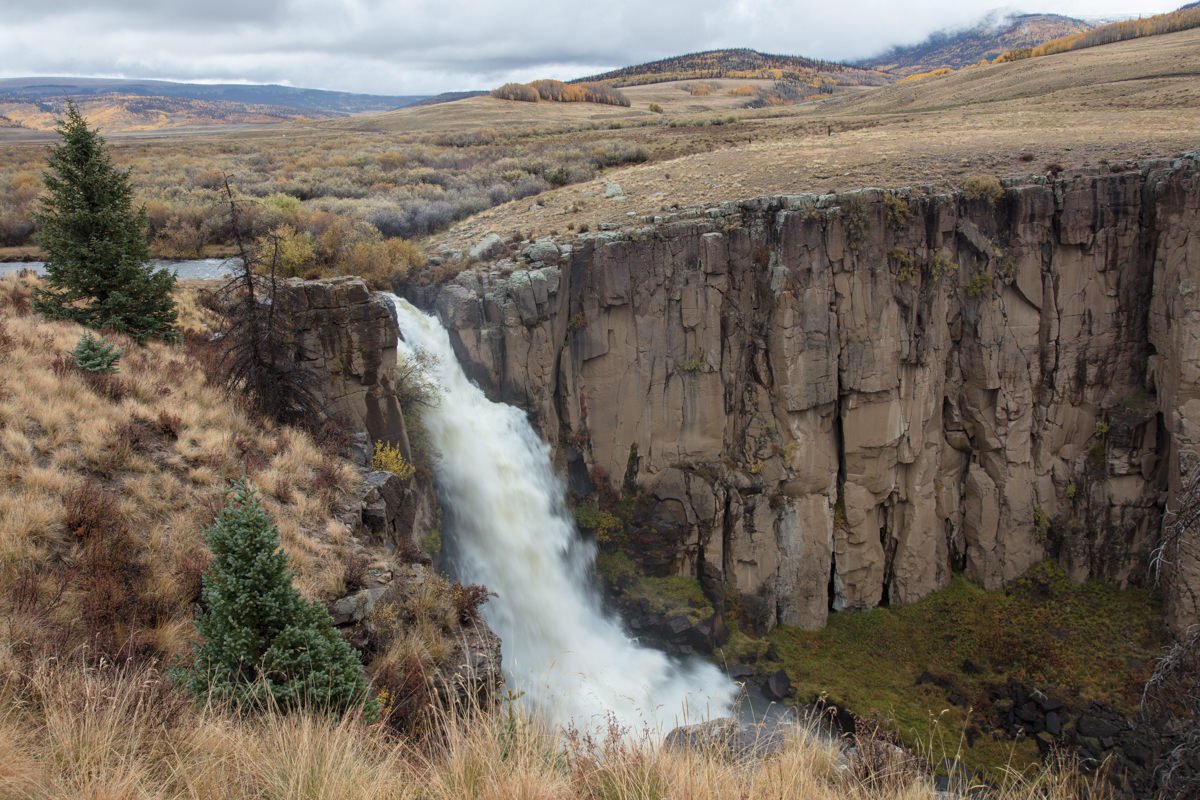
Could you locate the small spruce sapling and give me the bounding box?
[70,333,123,373]
[181,478,376,717]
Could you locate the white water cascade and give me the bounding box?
[391,297,736,732]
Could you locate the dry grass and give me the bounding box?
[425,26,1200,256]
[0,658,1100,800]
[0,274,358,664]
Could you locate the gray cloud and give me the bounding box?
[0,1,1183,94]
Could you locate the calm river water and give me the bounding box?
[0,258,239,281]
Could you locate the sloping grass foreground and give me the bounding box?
[0,273,359,671]
[0,659,1099,800]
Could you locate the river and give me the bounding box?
[0,258,238,281]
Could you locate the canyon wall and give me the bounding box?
[430,155,1200,633]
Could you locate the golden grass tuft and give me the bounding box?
[0,652,1102,800]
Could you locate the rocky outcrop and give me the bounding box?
[276,276,408,448]
[431,155,1200,634]
[275,276,440,550]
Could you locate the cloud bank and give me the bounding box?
[0,1,1183,94]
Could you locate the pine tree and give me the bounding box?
[70,333,123,373]
[32,102,178,343]
[182,479,375,716]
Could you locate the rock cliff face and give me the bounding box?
[431,155,1200,633]
[276,276,408,448]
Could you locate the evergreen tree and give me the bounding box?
[182,479,375,716]
[70,333,123,373]
[32,101,178,343]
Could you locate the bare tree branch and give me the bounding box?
[212,178,323,426]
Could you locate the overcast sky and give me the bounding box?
[0,1,1186,95]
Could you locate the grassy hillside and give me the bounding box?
[860,13,1092,75]
[0,274,361,673]
[0,95,335,133]
[0,77,426,116]
[0,78,428,134]
[423,26,1200,257]
[996,4,1200,61]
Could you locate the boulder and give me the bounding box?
[1077,714,1121,739]
[522,239,561,264]
[664,718,787,761]
[469,233,505,261]
[765,668,792,702]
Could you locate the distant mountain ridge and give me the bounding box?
[0,77,428,116]
[571,48,887,88]
[858,13,1093,75]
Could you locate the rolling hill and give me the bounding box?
[571,48,888,88]
[858,13,1092,75]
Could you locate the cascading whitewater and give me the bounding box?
[391,297,735,732]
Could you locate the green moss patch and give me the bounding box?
[766,562,1164,778]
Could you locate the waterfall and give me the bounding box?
[391,297,735,732]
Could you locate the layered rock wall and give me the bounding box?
[433,156,1200,633]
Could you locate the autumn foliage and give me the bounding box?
[898,68,955,84]
[491,80,630,107]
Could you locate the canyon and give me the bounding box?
[426,155,1200,635]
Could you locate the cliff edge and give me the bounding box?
[430,155,1200,634]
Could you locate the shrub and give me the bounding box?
[963,175,1004,205]
[342,237,424,288]
[648,103,663,113]
[371,441,416,480]
[180,479,376,716]
[451,583,491,624]
[573,503,624,544]
[678,349,707,374]
[890,247,918,284]
[844,199,868,251]
[256,224,317,279]
[928,250,957,281]
[966,270,993,298]
[70,333,123,374]
[393,348,440,409]
[63,479,123,540]
[883,194,910,230]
